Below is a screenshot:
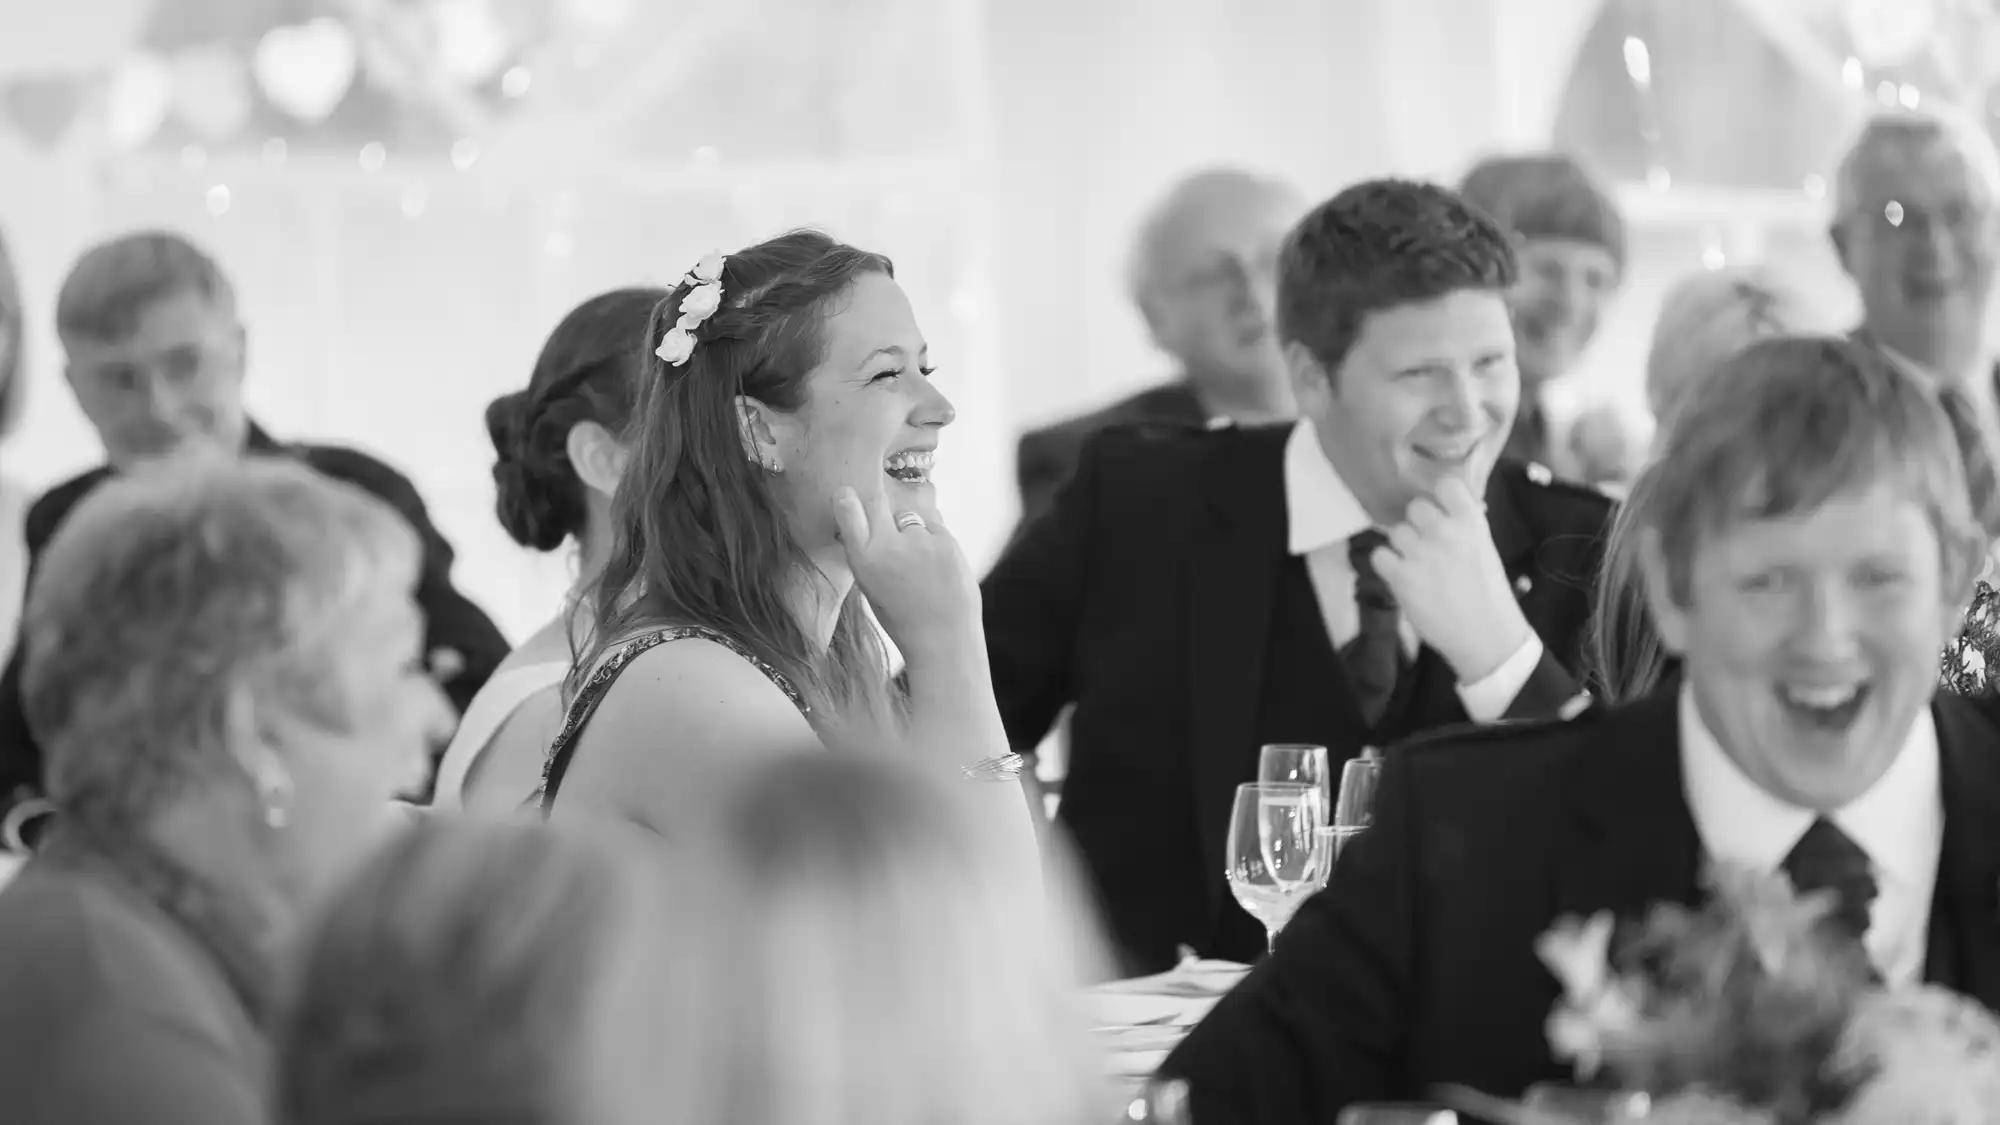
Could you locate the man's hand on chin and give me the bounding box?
[1368,475,1533,683]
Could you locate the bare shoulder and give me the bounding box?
[550,637,819,834]
[460,684,566,815]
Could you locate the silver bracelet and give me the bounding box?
[961,753,1027,783]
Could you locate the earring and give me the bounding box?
[259,776,292,830]
[747,454,781,475]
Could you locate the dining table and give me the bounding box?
[1087,955,1249,1115]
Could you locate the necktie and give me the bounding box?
[1782,817,1878,944]
[1343,530,1405,726]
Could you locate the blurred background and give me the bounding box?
[0,0,1989,638]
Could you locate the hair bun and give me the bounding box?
[485,392,581,551]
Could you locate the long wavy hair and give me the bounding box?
[573,230,896,722]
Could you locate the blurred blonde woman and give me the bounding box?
[278,817,675,1125]
[1568,265,1827,496]
[1641,264,1829,429]
[0,457,453,1125]
[663,752,1109,1125]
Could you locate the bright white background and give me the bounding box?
[0,0,1960,638]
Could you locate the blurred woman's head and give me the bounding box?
[1642,265,1827,427]
[279,817,675,1125]
[486,288,665,558]
[661,753,1108,1125]
[0,227,23,439]
[19,457,452,900]
[585,230,953,718]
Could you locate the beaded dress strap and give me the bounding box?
[532,625,808,815]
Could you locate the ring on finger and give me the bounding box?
[894,511,927,531]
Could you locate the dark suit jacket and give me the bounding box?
[0,853,267,1124]
[982,423,1613,973]
[1159,691,2000,1125]
[0,423,508,809]
[1014,381,1206,532]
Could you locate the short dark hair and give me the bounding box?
[1457,152,1627,272]
[1277,179,1518,377]
[57,230,235,343]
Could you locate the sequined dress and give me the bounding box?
[532,625,808,814]
[1941,580,2000,697]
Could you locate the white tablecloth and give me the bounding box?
[1086,958,1249,1100]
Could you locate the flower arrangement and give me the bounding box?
[1449,865,2000,1124]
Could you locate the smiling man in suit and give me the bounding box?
[1835,108,2000,422]
[1160,335,2000,1122]
[983,179,1613,973]
[0,232,508,840]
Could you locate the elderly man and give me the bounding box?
[0,231,507,834]
[0,457,453,1124]
[1012,169,1305,530]
[1458,153,1626,470]
[1160,335,2000,1122]
[985,180,1612,973]
[1835,108,2000,423]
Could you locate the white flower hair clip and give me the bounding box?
[656,251,728,367]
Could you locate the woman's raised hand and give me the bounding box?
[831,486,978,650]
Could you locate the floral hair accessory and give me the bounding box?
[655,251,728,367]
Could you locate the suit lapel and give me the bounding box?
[1552,694,1705,923]
[1186,427,1290,902]
[1928,695,2000,1008]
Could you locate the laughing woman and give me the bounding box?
[536,231,1038,871]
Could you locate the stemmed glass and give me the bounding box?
[1259,743,1331,825]
[1327,748,1383,859]
[1336,1107,1458,1125]
[1225,782,1330,954]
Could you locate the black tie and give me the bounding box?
[1782,818,1878,944]
[1343,530,1405,726]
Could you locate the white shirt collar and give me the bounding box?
[1678,687,1941,890]
[1283,420,1373,557]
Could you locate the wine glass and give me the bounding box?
[1524,1083,1651,1121]
[1259,743,1330,824]
[1327,749,1383,858]
[1336,1105,1458,1125]
[1225,782,1323,954]
[1125,1077,1192,1123]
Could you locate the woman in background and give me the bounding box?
[661,752,1108,1125]
[278,817,676,1125]
[0,228,28,665]
[1641,265,1830,430]
[0,457,453,1125]
[431,288,664,813]
[1565,266,1829,501]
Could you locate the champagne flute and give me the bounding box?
[1125,1077,1192,1124]
[1524,1083,1651,1121]
[1337,1106,1458,1125]
[1259,743,1330,824]
[1225,782,1322,954]
[1328,748,1383,858]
